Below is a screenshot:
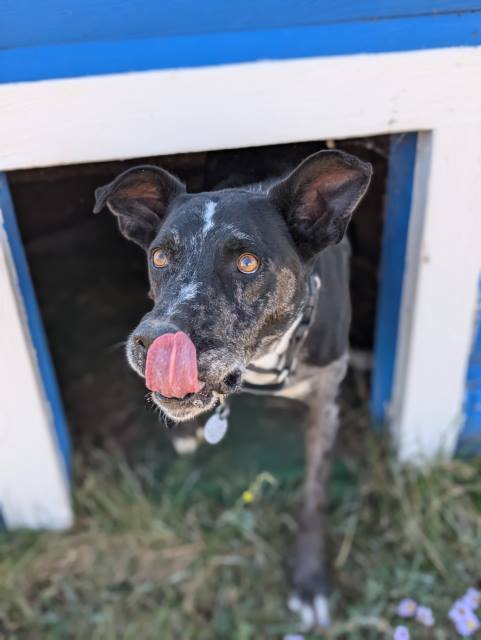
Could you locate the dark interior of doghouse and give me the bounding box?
[8,138,388,455]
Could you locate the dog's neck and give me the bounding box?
[242,273,321,390]
[243,313,303,387]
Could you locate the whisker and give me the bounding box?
[106,340,128,353]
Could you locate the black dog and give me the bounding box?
[94,150,372,629]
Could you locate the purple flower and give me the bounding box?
[415,605,435,627]
[397,598,418,618]
[449,601,481,637]
[453,612,480,637]
[462,588,481,611]
[450,600,474,621]
[394,625,410,640]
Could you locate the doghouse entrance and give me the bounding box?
[8,137,388,451]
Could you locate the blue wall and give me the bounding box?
[1,1,481,82]
[458,279,481,454]
[371,134,417,425]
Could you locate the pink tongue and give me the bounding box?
[145,332,202,398]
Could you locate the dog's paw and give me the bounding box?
[287,593,331,631]
[171,435,200,455]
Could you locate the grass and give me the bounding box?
[1,394,481,640]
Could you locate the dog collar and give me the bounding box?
[242,274,321,394]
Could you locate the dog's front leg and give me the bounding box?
[288,354,348,630]
[169,418,204,455]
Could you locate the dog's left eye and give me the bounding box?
[237,252,260,274]
[152,248,169,268]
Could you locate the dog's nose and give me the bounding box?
[133,322,179,352]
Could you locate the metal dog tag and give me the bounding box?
[204,403,229,445]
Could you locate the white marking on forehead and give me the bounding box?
[202,201,217,235]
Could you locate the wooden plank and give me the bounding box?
[1,46,481,171]
[390,128,481,461]
[2,11,481,83]
[0,173,72,529]
[371,133,417,424]
[3,1,481,49]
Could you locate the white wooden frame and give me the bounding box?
[0,208,72,529]
[391,128,481,461]
[0,45,480,525]
[0,48,481,170]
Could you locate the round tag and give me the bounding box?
[204,413,229,445]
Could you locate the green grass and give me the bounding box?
[1,396,481,639]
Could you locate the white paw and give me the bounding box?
[288,593,331,631]
[172,436,199,455]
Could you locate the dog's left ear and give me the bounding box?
[270,150,372,257]
[93,165,185,249]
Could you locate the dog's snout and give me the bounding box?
[132,321,180,352]
[133,332,156,352]
[133,335,147,350]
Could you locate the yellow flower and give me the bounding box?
[242,490,254,504]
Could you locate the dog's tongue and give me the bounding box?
[145,332,202,398]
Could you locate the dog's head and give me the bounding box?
[94,150,371,421]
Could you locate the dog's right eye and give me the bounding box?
[237,252,260,274]
[152,248,169,268]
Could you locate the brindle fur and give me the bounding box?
[94,150,372,629]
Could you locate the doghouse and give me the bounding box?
[1,1,480,530]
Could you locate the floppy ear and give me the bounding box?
[93,165,185,248]
[269,150,372,258]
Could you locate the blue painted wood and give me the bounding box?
[458,278,481,454]
[3,1,481,48]
[0,173,71,476]
[371,133,417,425]
[1,9,481,83]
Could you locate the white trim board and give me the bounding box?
[0,209,72,529]
[391,127,481,462]
[1,46,481,170]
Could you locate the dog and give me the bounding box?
[94,149,372,629]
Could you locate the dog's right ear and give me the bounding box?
[269,150,372,259]
[93,165,185,249]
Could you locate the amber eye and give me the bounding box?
[237,252,260,274]
[152,248,169,268]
